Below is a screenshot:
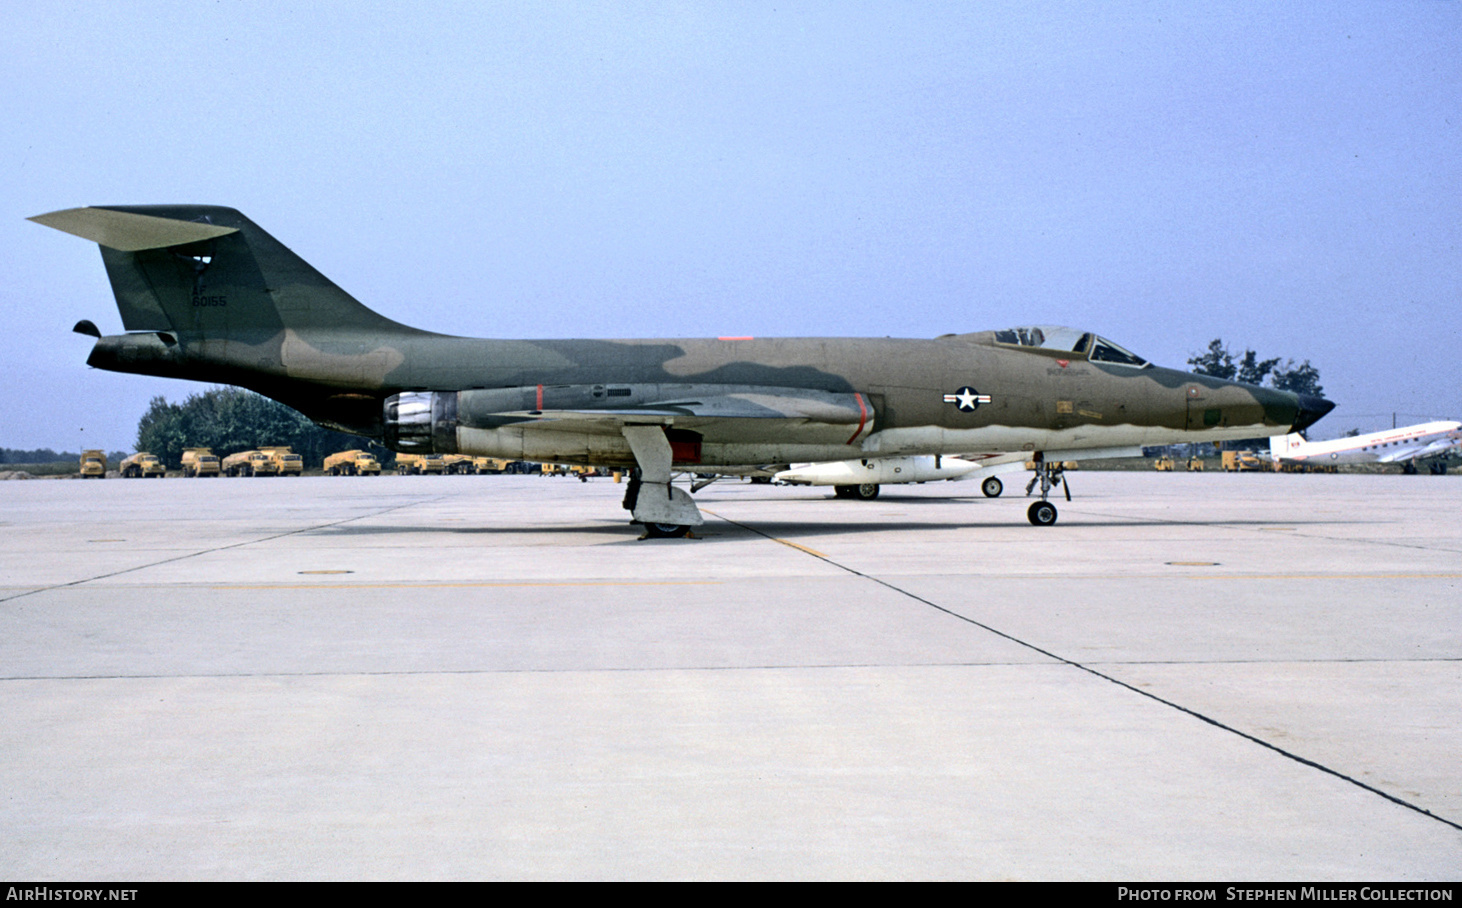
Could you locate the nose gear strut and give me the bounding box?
[1023,455,1069,526]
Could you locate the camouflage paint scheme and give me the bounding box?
[31,205,1334,530]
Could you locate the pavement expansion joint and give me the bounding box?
[703,507,1462,835]
[0,496,445,605]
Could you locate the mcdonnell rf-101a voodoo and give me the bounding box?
[31,205,1334,535]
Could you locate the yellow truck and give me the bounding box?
[444,455,514,475]
[1156,456,1205,472]
[442,453,480,475]
[222,450,279,477]
[79,449,107,479]
[395,453,447,475]
[119,452,166,478]
[1222,450,1270,472]
[261,446,304,476]
[324,449,381,476]
[1023,460,1078,471]
[181,447,221,477]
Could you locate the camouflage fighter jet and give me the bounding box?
[30,205,1334,535]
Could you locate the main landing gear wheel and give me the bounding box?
[981,476,1003,498]
[833,483,880,500]
[1027,500,1058,526]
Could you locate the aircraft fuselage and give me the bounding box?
[86,328,1309,469]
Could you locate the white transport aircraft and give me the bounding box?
[1270,420,1462,475]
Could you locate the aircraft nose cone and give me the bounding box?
[1291,393,1335,434]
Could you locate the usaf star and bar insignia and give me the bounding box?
[942,386,992,412]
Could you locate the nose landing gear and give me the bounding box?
[1023,458,1070,526]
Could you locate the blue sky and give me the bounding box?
[3,2,1458,450]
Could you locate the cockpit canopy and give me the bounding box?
[990,325,1150,368]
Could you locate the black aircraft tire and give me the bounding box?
[853,483,880,501]
[1027,500,1058,526]
[643,523,688,539]
[981,476,1003,498]
[832,485,852,499]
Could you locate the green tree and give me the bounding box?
[135,396,191,468]
[1189,341,1322,396]
[1235,350,1280,387]
[1269,359,1324,398]
[1187,339,1236,380]
[1190,341,1281,387]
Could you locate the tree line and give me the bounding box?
[1187,339,1323,397]
[135,388,378,469]
[0,447,130,465]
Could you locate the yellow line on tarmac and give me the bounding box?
[772,539,828,558]
[700,506,828,558]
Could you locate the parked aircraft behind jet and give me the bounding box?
[1271,421,1461,474]
[31,205,1335,535]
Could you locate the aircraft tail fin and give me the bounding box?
[29,205,416,338]
[1269,432,1305,460]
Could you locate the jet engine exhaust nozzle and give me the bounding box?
[383,391,460,454]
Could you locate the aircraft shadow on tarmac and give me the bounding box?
[307,522,638,538]
[302,513,1374,542]
[695,517,1374,540]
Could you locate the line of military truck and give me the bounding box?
[80,447,305,477]
[1151,451,1336,473]
[391,454,599,478]
[77,448,603,479]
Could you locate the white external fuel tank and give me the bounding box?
[775,455,981,486]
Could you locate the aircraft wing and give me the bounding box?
[455,385,874,445]
[1378,438,1461,463]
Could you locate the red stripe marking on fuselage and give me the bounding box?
[536,384,543,410]
[846,393,868,445]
